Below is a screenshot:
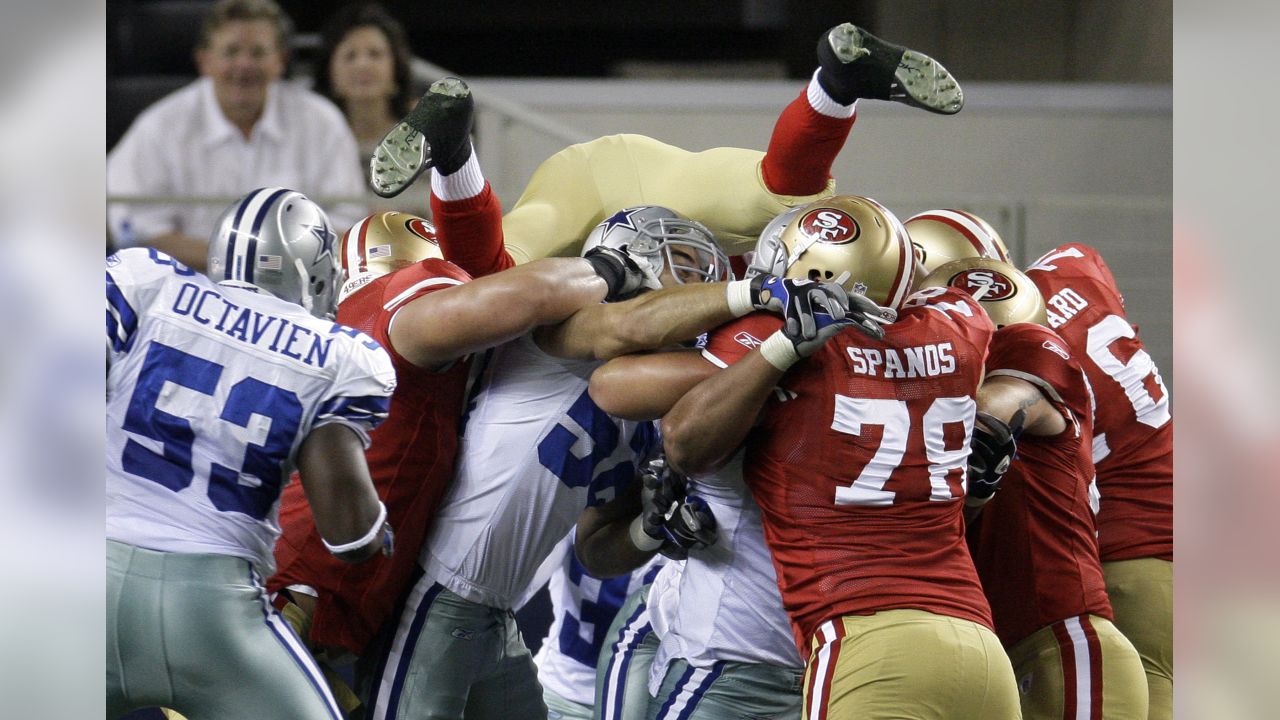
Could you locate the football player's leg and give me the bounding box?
[596,586,660,720]
[646,660,802,720]
[424,81,513,278]
[1104,558,1173,720]
[1008,614,1148,720]
[803,610,1020,720]
[463,612,548,720]
[362,579,518,720]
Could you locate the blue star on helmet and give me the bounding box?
[303,222,336,259]
[600,207,646,238]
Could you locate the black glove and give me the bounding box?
[637,456,718,559]
[966,410,1022,507]
[584,246,660,302]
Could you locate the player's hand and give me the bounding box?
[655,494,718,561]
[584,246,662,302]
[638,456,718,558]
[965,410,1022,507]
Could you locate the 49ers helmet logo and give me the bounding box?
[404,218,440,246]
[950,269,1017,300]
[798,208,860,245]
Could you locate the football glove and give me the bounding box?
[965,410,1022,507]
[637,456,718,559]
[584,246,662,302]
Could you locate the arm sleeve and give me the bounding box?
[314,329,397,447]
[106,248,185,361]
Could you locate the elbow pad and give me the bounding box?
[966,411,1020,507]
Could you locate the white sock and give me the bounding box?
[807,70,858,119]
[430,149,484,201]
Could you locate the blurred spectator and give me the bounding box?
[315,3,415,162]
[107,0,365,270]
[314,3,429,215]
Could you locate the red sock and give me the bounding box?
[430,182,515,278]
[761,90,857,196]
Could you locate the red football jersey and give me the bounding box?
[1025,243,1172,561]
[270,258,475,654]
[968,323,1113,647]
[703,287,996,649]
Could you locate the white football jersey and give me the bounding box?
[106,248,395,574]
[420,334,658,609]
[648,451,802,695]
[534,531,665,706]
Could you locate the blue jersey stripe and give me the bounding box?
[105,271,137,352]
[316,394,392,427]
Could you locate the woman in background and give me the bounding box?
[315,3,417,167]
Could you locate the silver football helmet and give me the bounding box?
[580,206,731,285]
[207,187,341,319]
[746,205,805,278]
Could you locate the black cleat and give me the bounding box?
[816,23,963,115]
[369,77,475,198]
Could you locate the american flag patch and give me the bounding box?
[257,254,282,270]
[369,244,392,258]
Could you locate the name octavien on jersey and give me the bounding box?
[847,343,957,378]
[170,282,337,368]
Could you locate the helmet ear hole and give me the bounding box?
[807,268,823,282]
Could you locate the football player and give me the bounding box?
[924,258,1149,719]
[580,196,943,720]
[360,207,846,720]
[106,189,396,720]
[657,196,1023,719]
[1024,244,1173,720]
[372,23,964,265]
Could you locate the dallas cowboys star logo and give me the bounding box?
[303,223,336,260]
[599,207,646,240]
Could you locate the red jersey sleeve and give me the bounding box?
[984,323,1093,433]
[700,312,784,368]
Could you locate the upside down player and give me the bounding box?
[371,22,966,268]
[1025,244,1173,720]
[658,198,1023,719]
[923,258,1148,719]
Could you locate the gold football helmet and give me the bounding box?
[919,258,1047,328]
[338,211,444,302]
[752,195,916,308]
[904,209,1010,275]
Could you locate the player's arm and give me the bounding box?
[390,251,643,368]
[663,350,785,475]
[664,295,855,475]
[976,375,1066,437]
[295,423,393,563]
[534,280,742,361]
[589,350,721,421]
[576,457,716,577]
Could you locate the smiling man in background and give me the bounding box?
[108,0,366,270]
